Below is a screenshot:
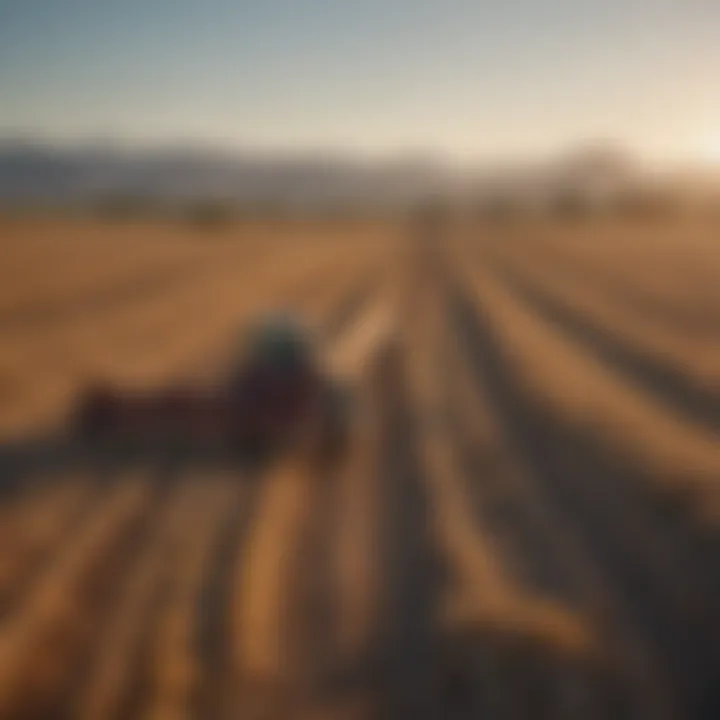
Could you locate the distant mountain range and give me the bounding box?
[0,139,717,208]
[0,141,470,208]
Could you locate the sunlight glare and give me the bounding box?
[703,137,720,164]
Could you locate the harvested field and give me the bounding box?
[0,215,718,719]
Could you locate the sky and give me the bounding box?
[1,0,719,162]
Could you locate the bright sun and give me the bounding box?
[703,138,720,163]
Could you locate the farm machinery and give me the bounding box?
[69,313,352,470]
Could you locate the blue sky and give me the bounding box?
[1,0,719,160]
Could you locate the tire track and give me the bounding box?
[0,230,399,720]
[362,241,451,720]
[440,280,640,719]
[453,236,720,505]
[0,476,99,620]
[142,478,240,720]
[372,337,446,720]
[195,477,259,720]
[483,249,720,431]
[451,267,719,717]
[227,286,394,718]
[507,232,720,337]
[304,253,444,720]
[0,476,152,718]
[322,344,395,720]
[71,481,194,720]
[407,253,608,720]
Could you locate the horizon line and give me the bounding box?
[1,132,719,174]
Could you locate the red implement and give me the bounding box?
[74,365,347,465]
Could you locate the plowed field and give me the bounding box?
[0,216,718,719]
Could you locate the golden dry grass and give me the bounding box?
[0,216,717,719]
[483,238,720,390]
[457,257,720,515]
[514,217,720,319]
[0,218,392,438]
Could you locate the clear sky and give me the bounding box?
[1,0,719,161]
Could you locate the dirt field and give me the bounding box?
[0,215,718,719]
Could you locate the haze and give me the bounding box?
[1,0,719,163]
